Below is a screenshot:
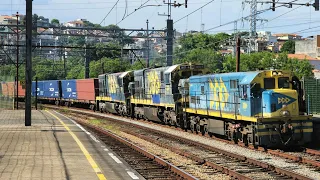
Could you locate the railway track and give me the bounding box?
[86,117,298,180]
[45,105,317,180]
[69,116,197,180]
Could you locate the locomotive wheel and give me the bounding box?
[195,124,200,134]
[208,132,213,138]
[190,124,194,133]
[200,125,205,136]
[183,120,188,132]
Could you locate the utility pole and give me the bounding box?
[244,0,267,53]
[146,19,150,68]
[233,21,237,57]
[63,48,66,79]
[84,35,89,79]
[164,0,173,66]
[236,37,241,72]
[160,0,187,66]
[16,12,19,110]
[84,46,89,78]
[25,0,32,126]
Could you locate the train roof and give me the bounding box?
[189,71,263,85]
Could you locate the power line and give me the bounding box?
[257,0,310,28]
[204,0,305,33]
[99,0,120,25]
[116,0,152,25]
[174,0,215,24]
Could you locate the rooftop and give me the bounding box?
[273,33,302,37]
[288,54,318,61]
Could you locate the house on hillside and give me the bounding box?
[273,33,302,51]
[295,35,320,59]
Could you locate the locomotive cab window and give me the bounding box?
[250,83,261,97]
[182,71,191,77]
[264,78,275,89]
[230,80,238,89]
[165,74,170,85]
[278,77,290,88]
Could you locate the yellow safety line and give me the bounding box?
[46,110,107,180]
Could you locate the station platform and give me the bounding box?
[0,110,143,180]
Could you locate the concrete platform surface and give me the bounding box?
[0,110,144,180]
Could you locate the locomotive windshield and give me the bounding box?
[264,78,275,89]
[278,77,290,88]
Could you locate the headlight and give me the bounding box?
[281,110,290,117]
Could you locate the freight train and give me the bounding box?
[0,63,313,148]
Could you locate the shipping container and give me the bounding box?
[0,81,25,97]
[32,81,45,97]
[76,79,98,101]
[1,82,14,97]
[43,80,60,98]
[17,81,25,97]
[61,80,77,99]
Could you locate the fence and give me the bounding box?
[303,77,320,114]
[0,76,15,110]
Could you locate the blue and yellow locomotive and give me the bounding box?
[181,70,312,147]
[95,65,312,147]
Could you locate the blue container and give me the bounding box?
[61,80,77,99]
[32,81,45,97]
[43,80,60,98]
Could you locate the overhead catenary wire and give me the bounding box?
[257,0,310,28]
[174,0,215,24]
[116,0,152,25]
[204,0,305,33]
[99,0,120,25]
[153,1,317,61]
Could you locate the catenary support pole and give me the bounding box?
[35,77,38,110]
[166,19,173,66]
[25,0,32,126]
[16,12,19,110]
[236,37,241,72]
[146,19,150,68]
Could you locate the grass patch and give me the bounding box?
[89,119,102,126]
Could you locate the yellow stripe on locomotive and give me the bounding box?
[184,70,312,147]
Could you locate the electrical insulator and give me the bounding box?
[185,0,188,8]
[272,0,275,11]
[315,0,319,11]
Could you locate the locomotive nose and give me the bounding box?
[262,89,298,118]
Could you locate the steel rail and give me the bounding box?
[45,105,313,180]
[75,118,198,180]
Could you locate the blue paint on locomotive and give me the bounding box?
[189,71,261,116]
[152,94,161,104]
[262,90,296,114]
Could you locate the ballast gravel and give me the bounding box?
[64,109,320,179]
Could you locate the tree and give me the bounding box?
[104,24,134,45]
[92,43,122,60]
[175,48,224,73]
[129,60,146,70]
[281,40,295,54]
[51,19,60,25]
[220,52,313,78]
[89,58,130,78]
[68,36,86,46]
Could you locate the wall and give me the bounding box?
[295,38,317,58]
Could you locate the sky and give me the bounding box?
[0,0,319,37]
